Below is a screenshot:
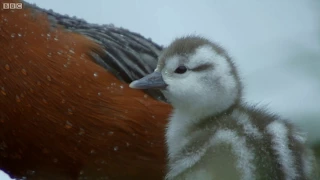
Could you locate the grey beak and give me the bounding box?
[129,72,167,89]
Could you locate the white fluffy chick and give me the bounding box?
[130,36,318,180]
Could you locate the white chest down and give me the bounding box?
[165,108,318,180]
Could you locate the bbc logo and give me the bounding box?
[2,3,23,9]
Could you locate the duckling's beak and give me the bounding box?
[129,72,167,90]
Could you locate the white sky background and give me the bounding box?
[1,0,320,179]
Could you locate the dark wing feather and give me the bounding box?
[23,2,167,102]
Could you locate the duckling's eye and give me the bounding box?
[174,65,187,74]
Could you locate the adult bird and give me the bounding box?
[0,0,171,179]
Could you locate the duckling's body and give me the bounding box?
[130,36,318,180]
[166,106,317,180]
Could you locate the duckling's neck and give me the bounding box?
[170,101,239,129]
[172,95,241,122]
[166,101,240,158]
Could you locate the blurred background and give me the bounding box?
[1,0,319,179]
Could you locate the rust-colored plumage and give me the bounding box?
[0,1,171,179]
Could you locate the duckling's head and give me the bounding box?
[130,36,242,117]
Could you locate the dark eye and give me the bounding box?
[174,65,187,74]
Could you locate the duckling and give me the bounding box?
[130,36,318,180]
